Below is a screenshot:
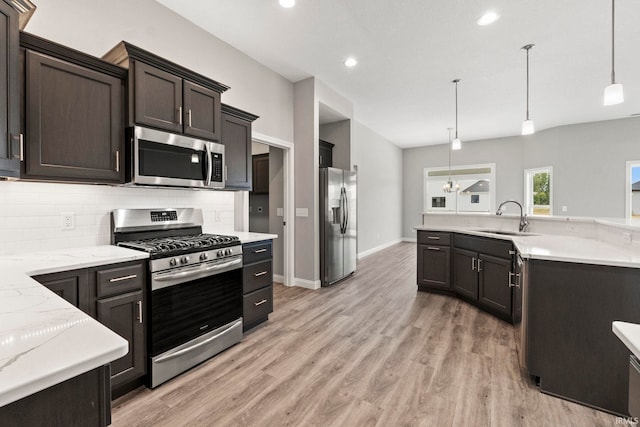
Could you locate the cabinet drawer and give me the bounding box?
[418,231,451,245]
[96,262,145,298]
[243,260,273,294]
[243,240,272,265]
[243,286,273,327]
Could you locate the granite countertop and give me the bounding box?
[0,246,149,407]
[415,226,640,269]
[613,322,640,360]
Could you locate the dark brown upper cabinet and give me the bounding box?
[0,1,20,178]
[319,139,334,168]
[252,153,269,194]
[103,42,228,142]
[221,104,258,191]
[20,32,127,183]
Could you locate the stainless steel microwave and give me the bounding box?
[126,126,225,189]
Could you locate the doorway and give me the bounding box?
[243,132,295,287]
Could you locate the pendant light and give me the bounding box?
[442,128,460,193]
[452,79,462,150]
[521,44,535,135]
[604,0,624,105]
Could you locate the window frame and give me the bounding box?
[625,160,640,219]
[524,166,553,216]
[423,163,496,214]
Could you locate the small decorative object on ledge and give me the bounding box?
[7,0,36,30]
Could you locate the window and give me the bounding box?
[424,164,496,214]
[626,161,640,219]
[524,167,552,216]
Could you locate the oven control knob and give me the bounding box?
[217,250,224,257]
[200,253,208,261]
[169,258,177,266]
[180,256,189,264]
[225,249,232,256]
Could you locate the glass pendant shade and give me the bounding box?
[451,138,461,150]
[603,83,624,105]
[521,119,535,135]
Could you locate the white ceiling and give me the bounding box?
[156,0,640,148]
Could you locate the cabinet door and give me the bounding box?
[453,248,478,300]
[319,140,333,168]
[24,51,124,182]
[183,80,221,141]
[252,154,269,194]
[97,290,145,389]
[134,61,182,133]
[221,112,251,190]
[32,269,89,312]
[0,1,19,178]
[478,254,512,317]
[417,244,451,290]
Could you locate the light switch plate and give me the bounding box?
[277,208,284,217]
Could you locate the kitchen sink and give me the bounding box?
[472,229,539,236]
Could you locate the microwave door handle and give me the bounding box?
[205,142,213,186]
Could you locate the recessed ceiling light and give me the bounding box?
[344,57,358,67]
[279,0,295,8]
[477,11,499,26]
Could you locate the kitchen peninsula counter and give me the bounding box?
[0,246,149,407]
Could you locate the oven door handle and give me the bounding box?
[152,258,242,289]
[154,319,243,363]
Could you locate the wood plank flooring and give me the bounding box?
[112,242,617,426]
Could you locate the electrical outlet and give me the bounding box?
[214,210,222,222]
[562,206,568,213]
[623,232,632,244]
[61,212,75,230]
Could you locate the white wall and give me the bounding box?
[0,181,234,255]
[402,117,640,239]
[352,121,403,256]
[26,0,294,142]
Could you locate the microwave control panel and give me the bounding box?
[211,153,223,183]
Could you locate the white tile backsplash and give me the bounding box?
[0,181,235,255]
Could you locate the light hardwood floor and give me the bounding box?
[112,242,617,426]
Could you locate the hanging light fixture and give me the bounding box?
[521,44,535,135]
[452,79,462,150]
[442,128,460,193]
[604,0,624,106]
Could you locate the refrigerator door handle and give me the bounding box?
[340,187,347,234]
[343,187,349,232]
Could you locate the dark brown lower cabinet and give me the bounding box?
[242,240,274,331]
[478,253,512,317]
[0,365,111,427]
[32,260,146,397]
[417,244,451,290]
[97,290,144,390]
[453,248,477,300]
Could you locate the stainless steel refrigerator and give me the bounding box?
[320,167,357,286]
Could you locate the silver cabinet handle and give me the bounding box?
[178,106,183,125]
[188,109,192,127]
[137,300,143,323]
[509,272,515,288]
[254,299,268,306]
[254,248,267,254]
[19,134,24,161]
[509,250,516,255]
[115,150,120,172]
[109,274,137,283]
[427,236,440,240]
[477,259,483,272]
[319,155,323,165]
[254,271,268,277]
[471,257,476,271]
[427,246,440,251]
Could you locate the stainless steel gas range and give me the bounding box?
[111,208,242,388]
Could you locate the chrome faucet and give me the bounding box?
[496,200,529,232]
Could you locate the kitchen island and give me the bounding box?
[0,246,149,425]
[416,219,640,416]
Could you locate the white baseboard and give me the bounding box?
[357,238,404,260]
[293,277,321,290]
[403,237,417,243]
